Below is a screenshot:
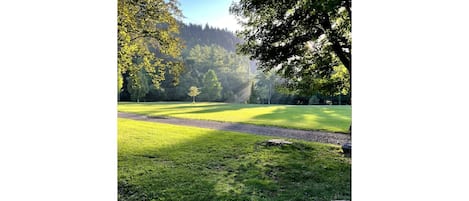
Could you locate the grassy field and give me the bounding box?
[118,118,351,201]
[118,102,351,133]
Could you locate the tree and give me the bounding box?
[188,86,201,103]
[200,70,223,101]
[230,0,351,99]
[330,65,350,104]
[127,69,150,102]
[118,0,184,100]
[255,70,279,104]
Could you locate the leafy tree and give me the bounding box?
[118,67,124,101]
[118,0,184,100]
[201,70,223,101]
[330,65,350,104]
[255,70,280,104]
[187,86,201,103]
[127,69,150,102]
[230,0,351,98]
[299,64,350,102]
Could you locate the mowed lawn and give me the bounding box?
[118,118,351,201]
[118,102,351,133]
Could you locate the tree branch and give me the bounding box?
[320,15,351,73]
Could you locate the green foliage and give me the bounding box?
[331,65,350,95]
[118,68,124,100]
[118,0,184,100]
[187,86,201,103]
[127,69,150,102]
[156,44,250,103]
[118,22,254,103]
[299,65,350,98]
[201,70,223,101]
[118,118,351,200]
[179,23,242,52]
[230,0,351,98]
[254,70,282,104]
[118,102,351,133]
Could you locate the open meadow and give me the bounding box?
[118,118,351,201]
[118,102,351,133]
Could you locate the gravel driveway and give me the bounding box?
[118,112,351,145]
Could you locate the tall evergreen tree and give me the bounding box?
[200,70,223,101]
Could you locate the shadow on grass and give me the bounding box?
[182,104,265,115]
[118,121,351,201]
[119,103,351,133]
[251,107,351,133]
[141,103,273,118]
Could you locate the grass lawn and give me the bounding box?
[118,102,351,133]
[118,118,351,201]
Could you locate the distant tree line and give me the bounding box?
[249,69,350,105]
[179,23,242,52]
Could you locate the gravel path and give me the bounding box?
[118,112,351,145]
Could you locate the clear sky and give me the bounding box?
[178,0,241,32]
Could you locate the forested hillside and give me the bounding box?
[118,22,349,104]
[119,23,252,102]
[179,23,241,52]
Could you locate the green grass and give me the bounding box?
[118,118,351,201]
[118,102,351,133]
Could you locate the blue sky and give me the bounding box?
[178,0,241,32]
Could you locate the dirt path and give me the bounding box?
[118,112,351,145]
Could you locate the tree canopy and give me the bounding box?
[230,0,351,97]
[118,0,184,97]
[200,70,223,101]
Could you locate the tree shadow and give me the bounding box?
[251,107,351,133]
[181,104,262,114]
[118,119,351,201]
[119,103,351,133]
[146,103,270,117]
[118,102,228,117]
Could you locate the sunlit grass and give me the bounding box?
[118,102,351,133]
[118,118,351,201]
